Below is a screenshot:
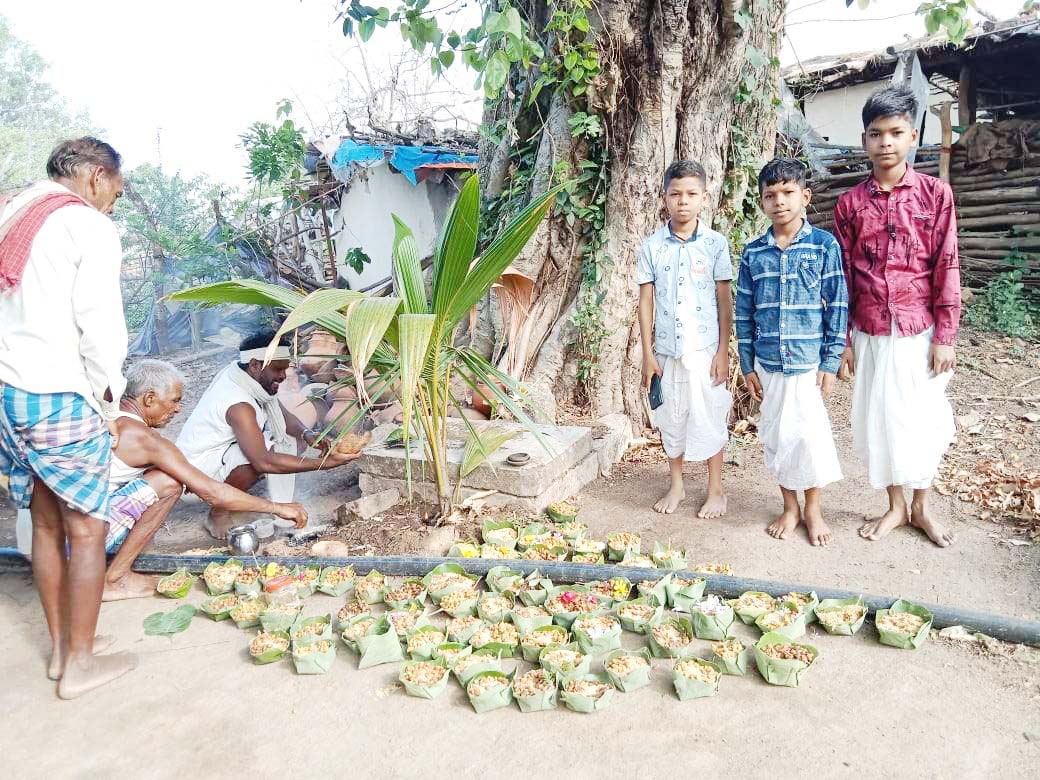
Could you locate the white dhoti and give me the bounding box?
[757,362,843,491]
[654,349,731,462]
[205,442,299,503]
[851,326,954,490]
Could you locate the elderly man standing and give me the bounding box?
[102,359,308,600]
[176,329,359,539]
[0,137,134,698]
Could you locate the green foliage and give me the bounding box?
[964,255,1039,340]
[344,247,373,275]
[917,0,978,44]
[0,15,96,191]
[339,0,543,98]
[239,102,306,187]
[143,604,197,636]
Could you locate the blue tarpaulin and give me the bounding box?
[330,139,478,185]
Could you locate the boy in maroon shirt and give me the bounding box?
[833,85,959,548]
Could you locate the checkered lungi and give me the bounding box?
[0,383,112,522]
[106,478,159,552]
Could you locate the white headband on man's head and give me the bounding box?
[240,346,291,362]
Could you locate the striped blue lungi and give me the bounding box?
[0,383,112,522]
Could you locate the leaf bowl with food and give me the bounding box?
[519,624,570,662]
[711,637,750,676]
[399,659,451,699]
[249,630,290,665]
[560,673,614,714]
[603,648,653,692]
[672,657,722,700]
[815,597,867,636]
[753,632,818,687]
[689,595,736,640]
[647,616,697,659]
[875,599,933,650]
[512,668,558,712]
[466,670,514,714]
[157,568,196,599]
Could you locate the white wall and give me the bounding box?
[331,164,457,290]
[803,79,953,146]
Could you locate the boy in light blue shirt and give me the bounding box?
[735,158,847,547]
[636,160,733,520]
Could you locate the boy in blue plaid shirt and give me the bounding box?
[735,158,848,547]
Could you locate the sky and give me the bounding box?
[0,0,1030,184]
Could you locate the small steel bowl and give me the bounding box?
[227,524,260,555]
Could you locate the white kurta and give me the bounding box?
[756,362,843,491]
[175,366,297,501]
[851,326,954,489]
[0,181,127,418]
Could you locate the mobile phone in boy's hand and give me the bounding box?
[648,372,664,410]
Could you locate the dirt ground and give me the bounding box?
[1,572,1038,778]
[1,327,1039,776]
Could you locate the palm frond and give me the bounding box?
[264,288,363,365]
[345,297,401,403]
[397,313,436,456]
[461,424,517,478]
[443,186,560,329]
[392,215,429,315]
[431,174,479,318]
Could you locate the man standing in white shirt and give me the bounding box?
[0,137,136,698]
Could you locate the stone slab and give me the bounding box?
[355,420,592,498]
[358,448,602,513]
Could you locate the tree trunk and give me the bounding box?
[480,0,783,425]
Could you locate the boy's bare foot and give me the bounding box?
[910,505,955,547]
[697,492,727,519]
[57,651,137,700]
[47,635,117,681]
[204,509,236,540]
[859,506,908,541]
[803,504,832,547]
[653,485,686,515]
[102,572,159,602]
[767,509,800,540]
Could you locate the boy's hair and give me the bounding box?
[663,160,707,190]
[861,85,918,129]
[758,158,808,194]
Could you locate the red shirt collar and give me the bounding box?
[867,163,918,195]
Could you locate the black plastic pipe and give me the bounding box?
[2,550,1036,645]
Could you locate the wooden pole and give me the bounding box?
[319,199,338,284]
[939,102,953,182]
[958,62,977,127]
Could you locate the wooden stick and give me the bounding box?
[1012,376,1040,389]
[956,186,1040,206]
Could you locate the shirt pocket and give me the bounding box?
[796,251,823,291]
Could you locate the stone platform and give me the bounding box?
[353,418,628,512]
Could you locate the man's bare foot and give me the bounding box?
[859,507,908,541]
[47,635,117,681]
[697,492,728,519]
[653,485,686,515]
[767,509,800,540]
[910,505,955,547]
[57,652,137,700]
[102,572,160,602]
[204,509,236,540]
[803,505,832,547]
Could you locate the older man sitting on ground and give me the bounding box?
[176,329,359,539]
[103,359,307,600]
